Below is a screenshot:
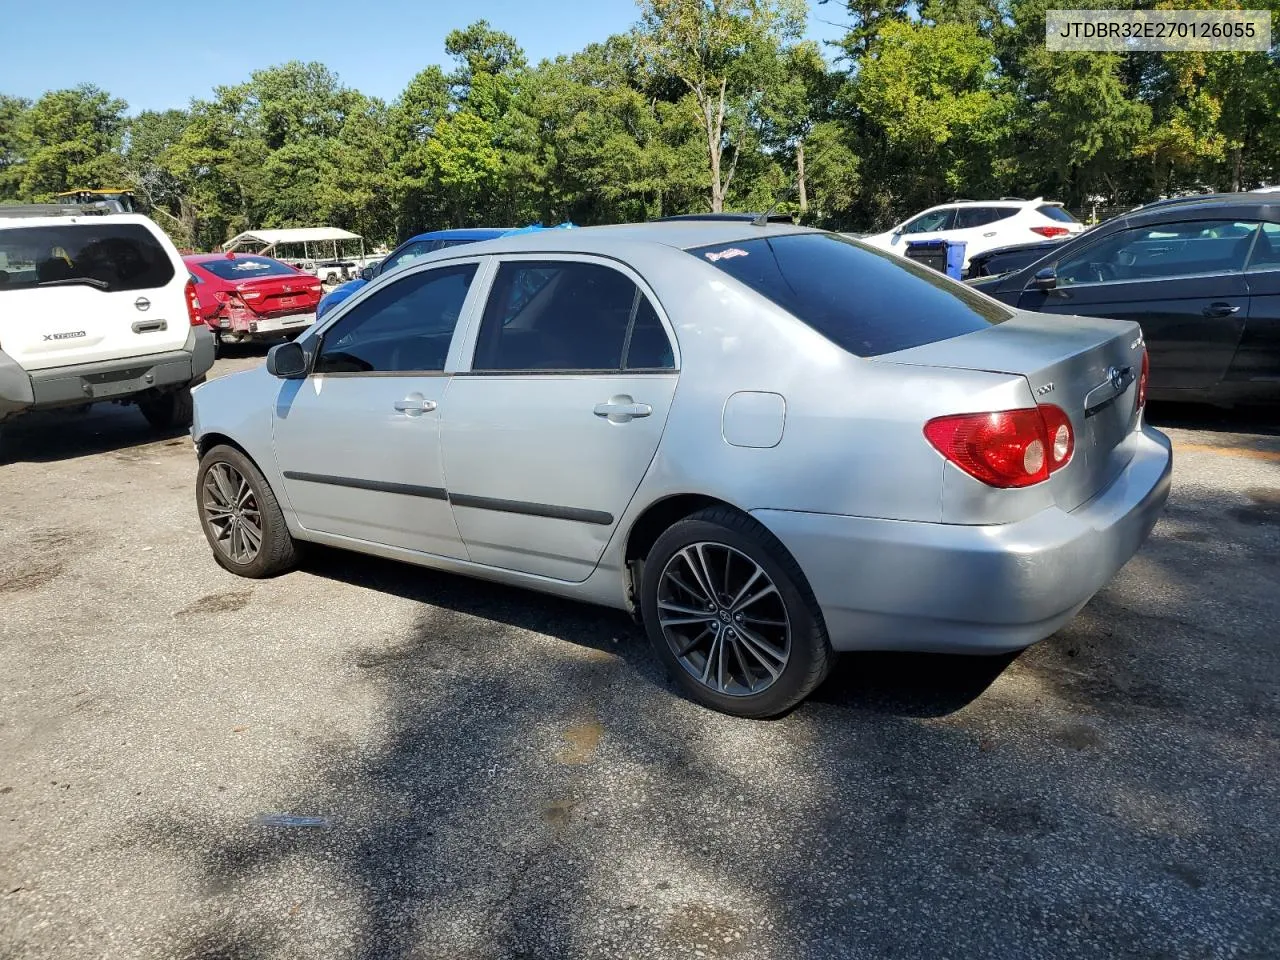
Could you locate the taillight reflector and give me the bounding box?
[924,404,1074,489]
[1030,226,1070,239]
[1137,349,1150,410]
[184,278,203,326]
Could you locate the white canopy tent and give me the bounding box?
[222,227,366,269]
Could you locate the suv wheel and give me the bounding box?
[196,444,298,578]
[640,507,833,718]
[138,386,194,430]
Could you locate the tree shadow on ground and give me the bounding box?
[0,405,189,463]
[120,487,1279,960]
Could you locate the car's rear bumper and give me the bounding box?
[0,326,214,421]
[241,312,316,337]
[753,425,1172,654]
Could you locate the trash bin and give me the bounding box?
[904,239,966,280]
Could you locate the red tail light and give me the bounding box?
[924,404,1074,488]
[1030,226,1070,239]
[1137,349,1149,410]
[1039,403,1074,472]
[184,278,203,326]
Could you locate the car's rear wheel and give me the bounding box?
[640,507,833,718]
[196,444,298,578]
[138,386,193,430]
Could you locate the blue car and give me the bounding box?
[317,225,572,319]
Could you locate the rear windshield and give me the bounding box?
[196,255,297,281]
[0,223,174,293]
[692,233,1011,357]
[1037,204,1079,223]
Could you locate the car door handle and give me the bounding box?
[393,393,436,416]
[1202,303,1241,317]
[132,319,168,333]
[594,396,652,422]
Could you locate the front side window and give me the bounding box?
[472,260,674,372]
[900,209,956,234]
[315,263,477,374]
[1057,220,1259,286]
[0,223,174,293]
[694,233,1010,357]
[381,240,435,274]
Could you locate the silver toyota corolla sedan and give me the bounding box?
[191,222,1171,717]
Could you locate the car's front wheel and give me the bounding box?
[196,444,298,578]
[640,507,833,718]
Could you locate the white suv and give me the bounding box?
[0,208,215,451]
[860,198,1086,270]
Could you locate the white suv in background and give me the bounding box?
[0,208,215,452]
[860,198,1086,271]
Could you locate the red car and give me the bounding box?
[184,253,322,347]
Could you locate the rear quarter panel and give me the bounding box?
[604,248,1036,545]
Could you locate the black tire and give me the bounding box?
[640,506,833,718]
[196,444,298,578]
[138,386,194,430]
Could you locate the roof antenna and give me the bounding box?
[751,204,778,227]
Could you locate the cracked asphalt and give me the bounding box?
[1,352,1277,959]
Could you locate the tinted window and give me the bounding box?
[197,255,296,281]
[0,223,174,293]
[1247,222,1280,270]
[1038,205,1080,223]
[900,208,955,234]
[315,264,477,374]
[695,234,1010,357]
[955,206,1015,228]
[473,261,672,372]
[382,240,435,273]
[1057,220,1258,286]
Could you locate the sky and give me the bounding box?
[0,0,849,114]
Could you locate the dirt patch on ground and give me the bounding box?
[175,590,253,618]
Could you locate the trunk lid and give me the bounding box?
[882,311,1145,512]
[233,274,322,318]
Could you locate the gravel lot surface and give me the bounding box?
[1,353,1277,960]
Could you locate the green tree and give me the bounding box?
[9,85,127,200]
[637,0,807,212]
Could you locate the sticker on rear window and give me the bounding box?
[705,248,748,263]
[231,261,271,271]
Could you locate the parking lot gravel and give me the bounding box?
[1,353,1277,960]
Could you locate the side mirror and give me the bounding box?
[890,231,902,244]
[1032,266,1058,290]
[360,266,376,282]
[266,341,308,379]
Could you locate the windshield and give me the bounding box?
[197,256,297,281]
[692,233,1011,357]
[0,223,174,293]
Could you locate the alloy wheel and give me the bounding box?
[202,461,263,564]
[656,542,791,697]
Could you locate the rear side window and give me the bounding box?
[693,233,1011,357]
[472,260,674,372]
[0,223,175,293]
[1247,222,1280,271]
[1038,205,1079,223]
[196,255,296,281]
[955,206,1016,228]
